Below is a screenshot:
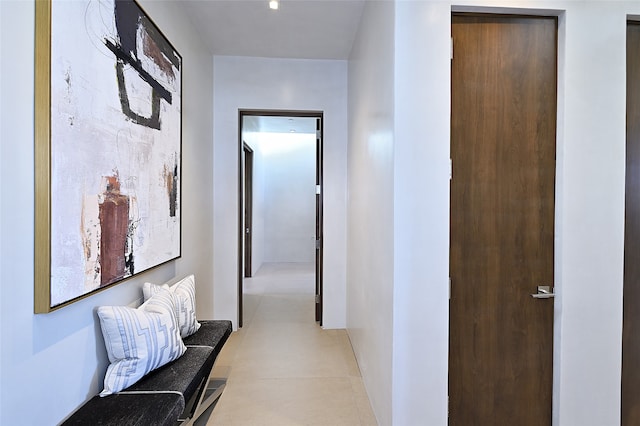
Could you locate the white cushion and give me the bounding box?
[97,288,186,396]
[143,275,201,338]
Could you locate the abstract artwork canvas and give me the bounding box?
[35,0,181,312]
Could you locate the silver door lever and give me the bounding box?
[531,285,555,299]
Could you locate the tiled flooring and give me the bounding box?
[202,263,377,426]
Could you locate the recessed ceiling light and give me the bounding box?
[269,0,279,10]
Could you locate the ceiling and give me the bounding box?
[180,1,363,135]
[180,0,366,60]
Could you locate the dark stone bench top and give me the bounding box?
[61,320,233,426]
[124,346,215,403]
[61,393,184,426]
[183,320,232,353]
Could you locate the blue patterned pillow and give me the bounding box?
[97,288,186,396]
[143,275,201,338]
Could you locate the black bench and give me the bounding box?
[61,320,232,426]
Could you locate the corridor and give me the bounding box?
[203,263,377,425]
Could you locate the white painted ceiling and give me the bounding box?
[180,0,366,60]
[181,1,361,136]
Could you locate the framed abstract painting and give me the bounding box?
[35,0,182,313]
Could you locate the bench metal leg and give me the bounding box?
[179,378,226,426]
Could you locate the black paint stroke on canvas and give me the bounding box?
[104,0,180,130]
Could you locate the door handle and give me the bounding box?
[531,285,555,299]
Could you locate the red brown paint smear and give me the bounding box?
[164,161,178,217]
[143,30,175,80]
[99,175,129,286]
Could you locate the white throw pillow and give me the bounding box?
[97,288,186,396]
[143,275,201,338]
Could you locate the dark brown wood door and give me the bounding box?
[450,14,557,426]
[622,21,640,426]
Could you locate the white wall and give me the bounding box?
[0,1,214,423]
[243,131,316,269]
[347,1,395,425]
[392,2,451,425]
[213,56,348,329]
[551,2,627,424]
[260,133,316,263]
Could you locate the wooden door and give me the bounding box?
[622,21,640,426]
[449,14,557,425]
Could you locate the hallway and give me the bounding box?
[204,263,377,425]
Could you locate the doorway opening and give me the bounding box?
[238,110,324,328]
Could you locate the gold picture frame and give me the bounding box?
[35,0,182,313]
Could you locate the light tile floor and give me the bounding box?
[201,263,377,426]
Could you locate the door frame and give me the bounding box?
[237,109,324,327]
[448,10,564,422]
[449,11,559,424]
[243,143,254,278]
[622,19,640,426]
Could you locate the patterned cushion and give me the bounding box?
[143,275,201,338]
[97,288,186,396]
